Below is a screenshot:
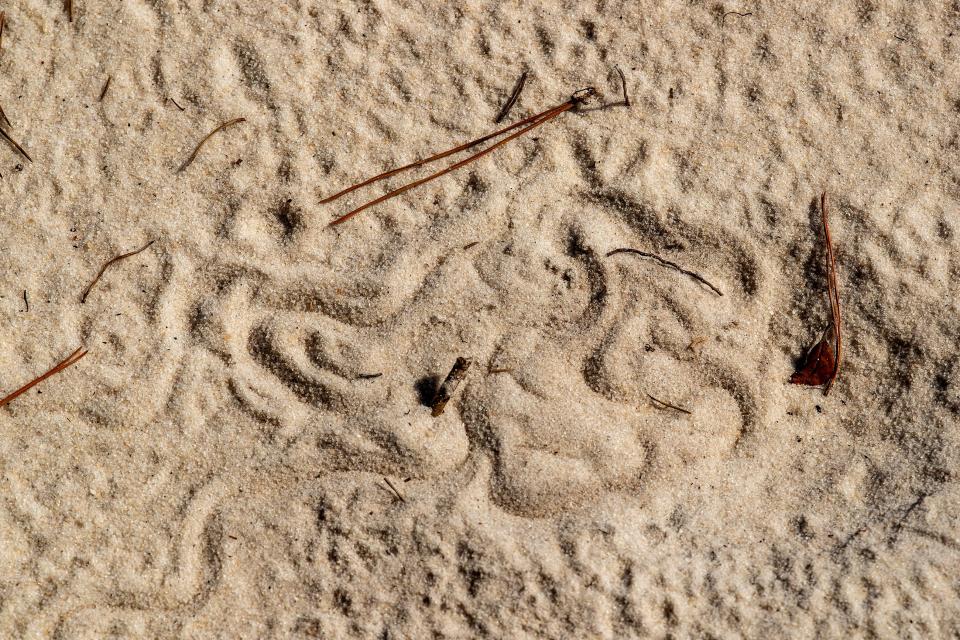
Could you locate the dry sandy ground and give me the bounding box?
[0,0,958,637]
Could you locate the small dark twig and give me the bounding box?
[99,76,111,102]
[80,239,155,303]
[22,289,28,312]
[356,372,383,380]
[606,248,723,296]
[382,477,406,503]
[168,97,186,111]
[0,126,32,162]
[614,65,630,107]
[0,12,6,52]
[0,104,10,129]
[494,71,528,123]
[178,117,246,173]
[431,357,472,416]
[721,11,752,25]
[463,241,479,250]
[65,0,73,22]
[646,392,692,415]
[0,347,88,408]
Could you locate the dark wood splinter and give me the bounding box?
[606,248,723,296]
[323,89,597,227]
[0,347,89,408]
[431,357,472,417]
[0,12,6,52]
[495,71,528,123]
[99,76,111,102]
[80,239,155,303]
[790,192,842,395]
[178,117,246,173]
[65,0,73,22]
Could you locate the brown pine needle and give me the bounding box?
[321,100,568,206]
[606,248,723,296]
[0,12,5,52]
[0,347,88,408]
[99,76,111,102]
[822,192,842,395]
[177,117,246,173]
[80,239,155,303]
[0,125,31,162]
[328,101,574,227]
[646,392,692,415]
[494,71,528,123]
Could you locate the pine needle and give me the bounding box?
[0,347,88,408]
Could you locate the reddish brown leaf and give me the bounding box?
[790,192,842,395]
[790,333,836,386]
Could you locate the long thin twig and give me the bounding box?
[0,126,31,162]
[168,97,185,111]
[0,347,88,408]
[494,71,528,123]
[177,117,245,173]
[0,104,11,129]
[99,76,111,102]
[606,248,723,296]
[822,192,842,395]
[80,240,155,303]
[646,392,692,415]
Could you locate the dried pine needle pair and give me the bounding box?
[322,88,597,227]
[0,347,88,408]
[0,118,32,163]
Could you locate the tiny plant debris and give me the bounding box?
[323,88,597,227]
[430,357,472,417]
[0,123,32,163]
[606,248,723,296]
[0,347,88,408]
[494,71,528,123]
[646,392,692,415]
[99,75,111,102]
[382,477,405,503]
[178,117,246,173]
[790,192,842,395]
[80,239,155,303]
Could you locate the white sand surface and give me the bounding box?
[0,1,958,637]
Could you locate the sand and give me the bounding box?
[0,0,958,637]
